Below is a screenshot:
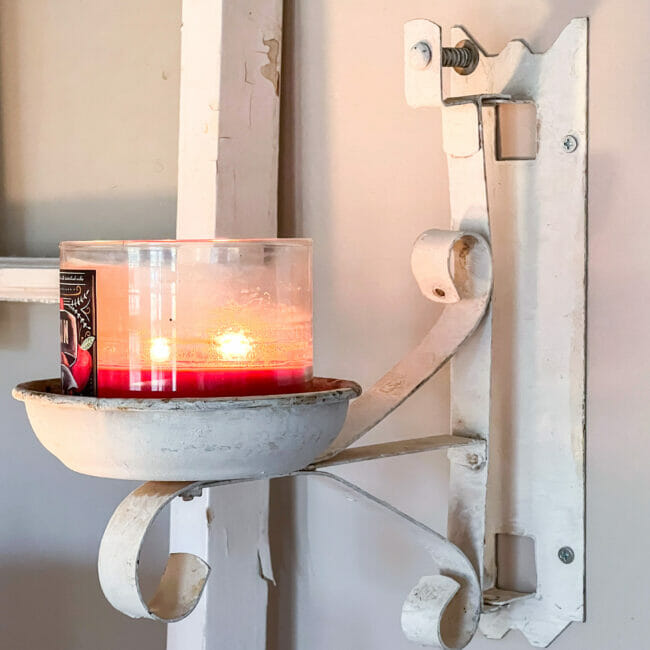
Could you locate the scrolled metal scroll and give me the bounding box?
[312,472,481,649]
[319,228,492,460]
[98,481,210,622]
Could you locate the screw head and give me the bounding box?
[181,486,203,501]
[562,135,578,153]
[466,452,485,469]
[409,41,432,70]
[558,546,575,564]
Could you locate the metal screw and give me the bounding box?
[562,135,578,153]
[466,453,484,469]
[558,546,575,564]
[409,41,432,70]
[181,486,204,502]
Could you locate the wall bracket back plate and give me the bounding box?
[405,17,587,647]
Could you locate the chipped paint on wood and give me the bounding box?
[173,1,284,645]
[176,0,282,241]
[261,37,281,95]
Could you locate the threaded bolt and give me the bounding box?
[444,40,479,75]
[409,40,479,75]
[441,47,476,69]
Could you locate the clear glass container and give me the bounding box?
[59,239,313,398]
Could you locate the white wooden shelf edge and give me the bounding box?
[0,257,59,303]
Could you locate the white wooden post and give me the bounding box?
[0,258,58,303]
[168,1,282,648]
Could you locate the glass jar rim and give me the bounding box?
[60,238,312,250]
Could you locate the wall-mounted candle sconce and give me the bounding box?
[13,17,587,649]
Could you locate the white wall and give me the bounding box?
[270,0,650,649]
[0,2,180,649]
[0,0,180,256]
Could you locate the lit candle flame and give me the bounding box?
[150,337,171,363]
[214,329,254,361]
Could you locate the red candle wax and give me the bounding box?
[97,365,312,398]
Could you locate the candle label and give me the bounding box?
[60,269,97,396]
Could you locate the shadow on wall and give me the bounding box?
[267,476,301,650]
[0,1,181,259]
[0,301,47,349]
[0,562,166,650]
[0,196,177,258]
[270,0,327,644]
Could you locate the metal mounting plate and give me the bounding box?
[455,20,587,647]
[405,17,587,647]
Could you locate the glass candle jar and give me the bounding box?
[59,240,313,398]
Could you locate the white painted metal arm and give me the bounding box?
[99,470,482,648]
[320,228,492,459]
[98,481,210,622]
[311,472,481,649]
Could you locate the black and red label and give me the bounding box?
[60,269,97,396]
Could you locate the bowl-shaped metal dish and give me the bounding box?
[13,378,360,481]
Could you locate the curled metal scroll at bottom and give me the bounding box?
[98,481,210,622]
[402,576,463,649]
[315,473,481,649]
[98,472,481,648]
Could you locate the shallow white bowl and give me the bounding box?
[13,378,361,481]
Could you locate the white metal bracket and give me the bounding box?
[92,226,493,649]
[14,16,587,650]
[405,17,587,647]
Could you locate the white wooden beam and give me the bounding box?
[175,0,282,240]
[169,1,283,649]
[0,258,58,303]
